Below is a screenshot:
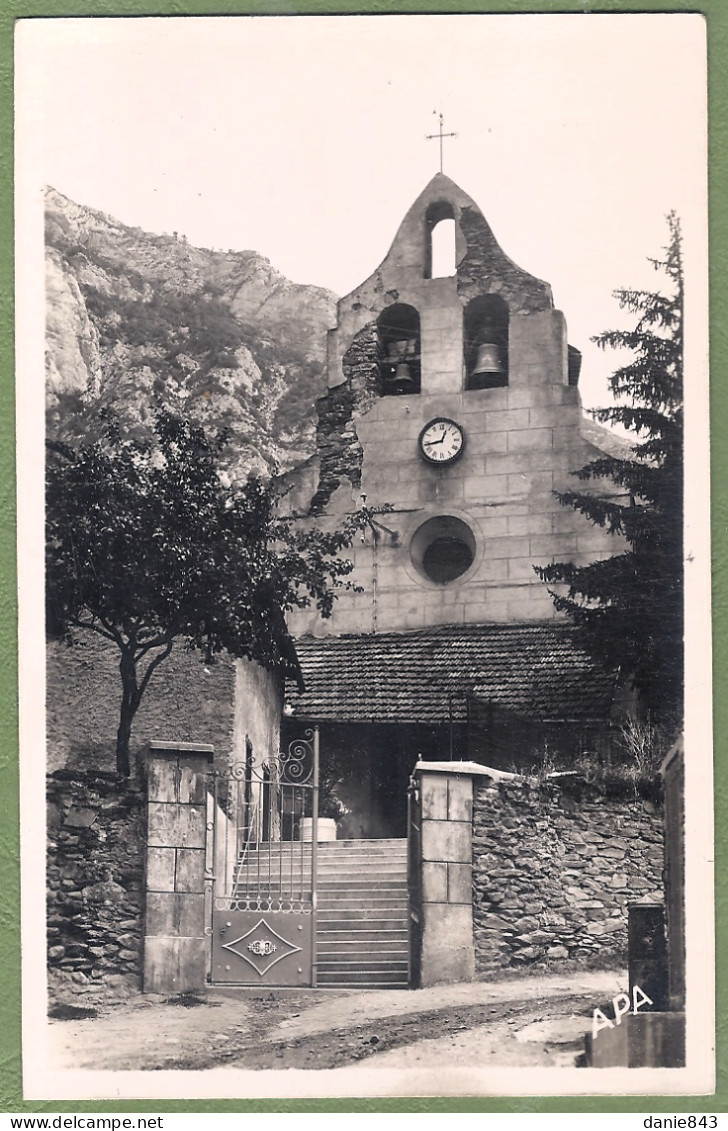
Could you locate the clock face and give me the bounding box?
[418,418,465,465]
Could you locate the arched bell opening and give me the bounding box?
[377,304,421,396]
[425,200,457,279]
[463,295,510,391]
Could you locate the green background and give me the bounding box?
[2,0,724,1114]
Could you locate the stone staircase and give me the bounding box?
[315,838,409,989]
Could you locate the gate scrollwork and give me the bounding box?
[279,729,314,784]
[222,729,314,787]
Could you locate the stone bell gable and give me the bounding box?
[284,173,624,639]
[325,172,554,399]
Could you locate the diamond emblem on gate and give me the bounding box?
[222,918,301,976]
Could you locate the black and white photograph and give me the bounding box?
[15,12,713,1099]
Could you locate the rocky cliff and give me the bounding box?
[45,188,337,475]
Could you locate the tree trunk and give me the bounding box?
[116,703,134,777]
[115,638,174,777]
[116,649,140,777]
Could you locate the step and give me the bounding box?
[317,925,408,937]
[317,927,409,943]
[234,867,407,878]
[318,942,409,957]
[317,867,408,876]
[318,896,407,906]
[317,908,408,923]
[318,874,407,883]
[318,868,409,877]
[318,904,409,913]
[316,970,409,987]
[318,953,409,966]
[317,881,407,893]
[320,840,407,851]
[318,891,409,909]
[228,887,407,903]
[318,962,408,976]
[229,882,407,897]
[318,922,409,931]
[240,849,408,859]
[238,855,406,864]
[238,839,407,853]
[317,856,408,865]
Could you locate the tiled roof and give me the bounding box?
[287,622,617,724]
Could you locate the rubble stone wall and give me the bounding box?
[47,771,146,1004]
[309,322,379,516]
[472,776,664,971]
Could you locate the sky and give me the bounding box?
[16,12,708,411]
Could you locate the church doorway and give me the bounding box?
[282,719,466,840]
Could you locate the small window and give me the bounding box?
[378,304,421,396]
[411,516,476,585]
[430,219,456,278]
[568,345,582,387]
[422,537,474,584]
[425,201,457,279]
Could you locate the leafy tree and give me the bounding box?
[535,213,683,731]
[46,410,370,776]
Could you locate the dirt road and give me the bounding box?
[47,971,623,1072]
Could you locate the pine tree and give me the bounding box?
[536,213,683,732]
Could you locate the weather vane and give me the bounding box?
[426,111,457,174]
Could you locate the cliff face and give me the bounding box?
[45,187,337,475]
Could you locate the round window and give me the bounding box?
[410,516,476,585]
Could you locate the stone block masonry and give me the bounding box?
[417,767,476,985]
[47,770,146,1005]
[143,742,214,994]
[472,775,664,972]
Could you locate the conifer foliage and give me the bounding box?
[46,410,370,776]
[536,214,683,729]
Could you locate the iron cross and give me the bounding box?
[426,112,457,174]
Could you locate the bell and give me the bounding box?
[471,341,504,376]
[387,361,416,393]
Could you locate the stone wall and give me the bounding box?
[47,632,236,773]
[472,775,664,972]
[232,658,284,771]
[47,770,146,1004]
[309,323,379,516]
[456,205,552,314]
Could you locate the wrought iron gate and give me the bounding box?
[406,770,422,989]
[207,728,319,986]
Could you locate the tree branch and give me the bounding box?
[73,617,120,643]
[136,640,174,703]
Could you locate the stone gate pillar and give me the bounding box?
[413,762,476,986]
[143,741,214,994]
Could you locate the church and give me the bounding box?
[45,172,666,1000]
[280,171,628,840]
